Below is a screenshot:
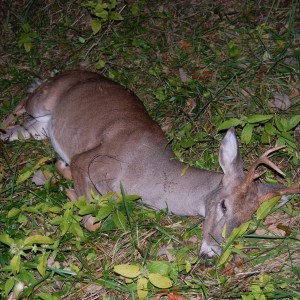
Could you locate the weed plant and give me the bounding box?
[0,0,299,299]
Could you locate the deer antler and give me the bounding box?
[241,146,286,192]
[257,181,300,205]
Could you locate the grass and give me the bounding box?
[0,0,300,299]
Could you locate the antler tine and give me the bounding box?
[241,146,286,190]
[257,181,300,205]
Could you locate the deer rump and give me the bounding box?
[1,70,299,258]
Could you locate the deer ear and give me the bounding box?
[219,127,244,175]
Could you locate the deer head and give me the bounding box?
[200,127,300,257]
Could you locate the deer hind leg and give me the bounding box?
[0,115,50,142]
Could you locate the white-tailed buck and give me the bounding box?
[1,70,299,257]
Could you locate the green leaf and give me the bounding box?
[69,222,84,239]
[4,277,15,296]
[33,156,51,169]
[8,207,21,218]
[251,284,266,300]
[0,234,14,246]
[91,19,102,34]
[148,273,173,289]
[78,204,96,215]
[96,59,106,69]
[50,216,64,225]
[37,292,61,300]
[147,261,170,276]
[24,235,54,246]
[246,115,272,124]
[10,254,21,273]
[23,206,39,214]
[109,11,124,21]
[227,41,241,58]
[137,277,148,300]
[241,123,254,144]
[228,221,251,243]
[18,213,28,225]
[274,115,284,132]
[218,248,232,265]
[16,170,33,184]
[217,119,241,131]
[37,252,47,276]
[114,264,141,278]
[94,205,113,222]
[256,196,281,220]
[24,42,32,53]
[124,194,141,201]
[264,122,276,135]
[286,115,300,131]
[48,206,62,213]
[112,211,127,230]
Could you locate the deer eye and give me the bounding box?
[221,200,227,212]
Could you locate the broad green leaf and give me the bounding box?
[18,213,28,225]
[217,119,241,131]
[69,222,84,238]
[23,206,39,214]
[108,0,117,9]
[114,264,141,278]
[109,11,124,21]
[50,216,64,225]
[91,19,102,34]
[264,122,277,135]
[280,131,294,142]
[259,274,271,283]
[10,254,21,273]
[48,206,62,213]
[228,221,251,243]
[112,211,127,230]
[34,156,51,169]
[24,42,32,53]
[241,295,254,300]
[0,234,14,246]
[137,277,148,300]
[8,207,21,218]
[286,115,300,131]
[148,273,173,289]
[228,41,241,58]
[22,23,31,33]
[218,248,232,265]
[186,261,192,273]
[276,136,286,146]
[96,59,105,69]
[37,252,47,276]
[246,115,272,124]
[24,235,54,246]
[241,123,253,144]
[78,204,96,215]
[147,261,170,276]
[95,10,108,20]
[274,115,284,132]
[256,196,280,220]
[94,205,113,222]
[16,170,33,184]
[124,194,141,201]
[100,191,117,202]
[37,292,58,300]
[4,277,15,296]
[251,284,266,300]
[60,219,69,236]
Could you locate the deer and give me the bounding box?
[1,70,299,258]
